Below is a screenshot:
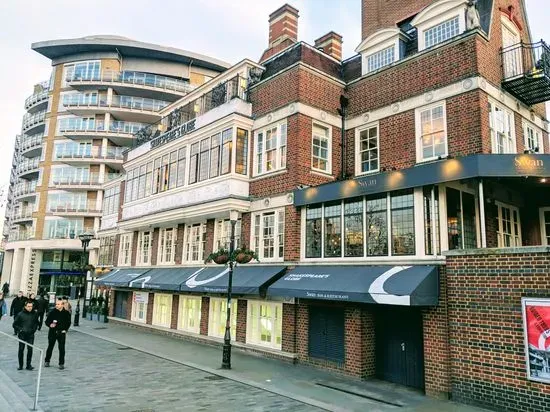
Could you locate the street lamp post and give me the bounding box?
[221,210,238,370]
[75,231,94,327]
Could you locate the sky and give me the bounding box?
[0,0,548,221]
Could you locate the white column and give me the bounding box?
[104,112,111,130]
[1,250,14,288]
[19,247,33,295]
[479,179,487,248]
[106,87,113,105]
[10,248,25,293]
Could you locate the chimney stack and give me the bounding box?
[268,4,299,47]
[314,32,343,61]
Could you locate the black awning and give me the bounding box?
[179,265,287,295]
[267,265,438,306]
[95,268,150,287]
[128,267,203,291]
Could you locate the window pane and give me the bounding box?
[424,16,460,48]
[366,196,388,256]
[236,128,248,175]
[344,200,363,257]
[391,191,415,255]
[446,188,462,250]
[359,127,379,173]
[366,46,395,73]
[324,202,342,257]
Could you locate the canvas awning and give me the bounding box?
[95,268,151,287]
[267,265,438,306]
[128,267,203,291]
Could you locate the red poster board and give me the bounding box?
[522,298,550,383]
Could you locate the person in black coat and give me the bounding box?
[2,282,9,296]
[10,291,26,335]
[44,299,71,370]
[27,293,38,312]
[36,295,48,331]
[13,300,39,370]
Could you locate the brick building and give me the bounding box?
[95,1,550,411]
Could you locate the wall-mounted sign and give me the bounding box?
[522,298,550,383]
[133,291,149,304]
[150,119,196,149]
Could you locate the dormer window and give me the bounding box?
[424,16,460,48]
[356,28,408,76]
[366,46,395,73]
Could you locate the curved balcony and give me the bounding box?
[51,173,102,190]
[66,70,195,101]
[16,158,40,179]
[24,89,50,113]
[60,120,147,146]
[48,205,102,217]
[63,94,168,123]
[12,210,34,224]
[22,111,46,134]
[14,181,37,201]
[19,134,43,158]
[8,229,35,242]
[54,147,125,170]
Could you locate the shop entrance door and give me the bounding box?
[375,307,425,390]
[308,306,345,364]
[114,291,129,319]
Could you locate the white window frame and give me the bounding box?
[157,227,176,265]
[177,295,201,334]
[254,121,287,176]
[415,101,448,162]
[539,207,550,246]
[366,46,395,73]
[118,233,132,266]
[131,292,148,323]
[214,219,242,251]
[523,121,543,153]
[412,0,466,51]
[496,202,522,247]
[208,297,236,340]
[251,208,285,262]
[152,293,172,328]
[311,122,332,174]
[356,28,406,77]
[489,100,516,154]
[246,300,283,350]
[183,223,206,264]
[423,16,461,49]
[355,122,380,176]
[136,231,152,266]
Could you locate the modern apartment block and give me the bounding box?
[59,1,550,410]
[1,35,229,296]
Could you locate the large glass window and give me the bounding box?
[255,122,287,175]
[220,128,233,175]
[208,298,236,340]
[391,191,415,255]
[305,206,322,258]
[137,231,152,265]
[178,296,201,334]
[98,236,116,267]
[344,200,363,257]
[312,124,330,173]
[446,188,478,250]
[324,203,342,257]
[366,196,388,256]
[358,125,379,174]
[214,219,242,250]
[489,102,515,154]
[497,203,521,247]
[418,103,447,161]
[43,218,84,240]
[118,234,132,266]
[51,166,91,185]
[184,223,206,263]
[199,138,210,182]
[366,46,395,73]
[152,293,172,328]
[57,117,96,132]
[47,192,88,212]
[524,122,542,152]
[210,133,221,179]
[64,61,100,83]
[158,227,176,264]
[540,208,550,246]
[131,292,148,323]
[424,16,460,48]
[176,147,187,187]
[235,128,249,175]
[251,210,285,261]
[189,142,199,184]
[423,187,441,255]
[247,301,282,350]
[103,185,120,216]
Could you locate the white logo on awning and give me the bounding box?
[185,267,228,289]
[368,266,411,306]
[129,275,151,288]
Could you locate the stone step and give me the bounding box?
[0,368,40,411]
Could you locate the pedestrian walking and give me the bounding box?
[27,292,38,312]
[13,300,39,371]
[0,293,7,320]
[2,282,9,296]
[10,291,26,335]
[44,299,71,370]
[62,296,72,314]
[36,294,48,331]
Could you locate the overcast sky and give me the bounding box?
[0,0,548,221]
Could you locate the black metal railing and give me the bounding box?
[133,74,248,147]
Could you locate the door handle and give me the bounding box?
[401,342,406,352]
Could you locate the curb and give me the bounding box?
[74,327,349,412]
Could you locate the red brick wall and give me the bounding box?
[146,293,154,325]
[200,296,210,335]
[296,302,309,361]
[112,236,120,267]
[361,0,432,39]
[345,306,374,377]
[151,228,159,266]
[130,231,138,266]
[241,213,251,250]
[205,219,215,257]
[170,294,179,330]
[175,224,185,265]
[236,299,247,343]
[445,249,550,410]
[422,266,450,399]
[362,309,376,378]
[282,303,296,353]
[125,292,132,321]
[284,205,301,261]
[446,91,485,157]
[379,111,416,170]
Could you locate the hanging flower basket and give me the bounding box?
[205,249,230,265]
[233,247,259,264]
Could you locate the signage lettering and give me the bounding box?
[305,291,349,300]
[514,156,544,172]
[284,273,331,281]
[358,178,377,188]
[150,119,196,149]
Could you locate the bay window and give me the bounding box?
[344,200,363,257]
[235,128,249,175]
[152,293,172,328]
[252,209,285,261]
[489,102,515,154]
[366,196,388,256]
[416,102,447,162]
[131,292,148,323]
[312,123,331,173]
[423,186,441,255]
[118,233,132,266]
[496,202,521,247]
[446,187,477,250]
[246,300,282,350]
[305,206,322,258]
[98,236,116,266]
[255,122,287,175]
[176,147,186,187]
[208,297,236,340]
[103,185,120,216]
[137,231,152,265]
[184,223,206,263]
[158,227,176,264]
[178,296,201,334]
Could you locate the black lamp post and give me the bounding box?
[221,210,239,370]
[75,231,94,327]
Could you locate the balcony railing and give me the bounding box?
[501,40,550,105]
[58,119,148,136]
[48,205,101,214]
[43,226,94,240]
[14,181,37,197]
[67,70,195,94]
[54,147,125,161]
[63,94,169,112]
[24,90,49,110]
[8,230,35,242]
[12,210,34,221]
[134,74,247,147]
[22,111,46,132]
[51,173,100,186]
[16,158,40,174]
[20,134,43,153]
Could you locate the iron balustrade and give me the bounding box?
[134,74,248,147]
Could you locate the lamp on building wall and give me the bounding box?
[74,231,94,327]
[221,210,239,369]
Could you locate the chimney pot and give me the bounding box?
[314,31,343,61]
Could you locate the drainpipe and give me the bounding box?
[337,95,349,180]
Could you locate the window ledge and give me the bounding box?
[251,169,288,181]
[310,169,335,179]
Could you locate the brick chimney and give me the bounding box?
[314,31,343,61]
[260,4,299,62]
[361,0,432,39]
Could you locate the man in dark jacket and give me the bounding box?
[44,299,71,370]
[13,300,39,371]
[2,282,9,296]
[10,291,26,335]
[36,295,48,331]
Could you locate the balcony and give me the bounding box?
[134,74,247,147]
[60,119,148,146]
[501,40,550,105]
[16,158,40,179]
[19,134,43,158]
[54,146,125,169]
[48,205,102,217]
[51,173,101,189]
[66,70,196,101]
[8,225,35,242]
[63,94,169,122]
[12,210,34,224]
[14,181,37,200]
[22,111,46,134]
[24,89,49,113]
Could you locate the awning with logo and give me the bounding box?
[267,265,439,306]
[95,268,151,287]
[179,265,287,295]
[128,267,203,291]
